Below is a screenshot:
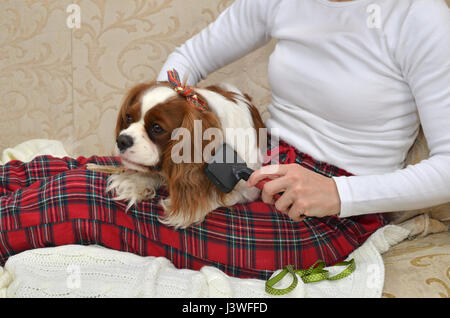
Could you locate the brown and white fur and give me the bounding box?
[106,81,265,229]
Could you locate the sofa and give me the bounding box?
[0,0,449,297]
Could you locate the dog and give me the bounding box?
[106,72,266,228]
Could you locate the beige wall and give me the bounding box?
[0,0,449,157]
[0,0,274,157]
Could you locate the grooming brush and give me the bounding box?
[204,143,281,199]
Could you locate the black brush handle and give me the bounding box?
[233,166,254,181]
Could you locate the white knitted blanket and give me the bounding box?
[0,140,410,298]
[0,225,409,298]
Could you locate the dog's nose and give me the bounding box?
[117,134,134,152]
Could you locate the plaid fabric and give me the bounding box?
[0,141,387,279]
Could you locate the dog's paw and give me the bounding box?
[223,180,261,206]
[106,172,162,210]
[158,197,220,229]
[158,197,189,229]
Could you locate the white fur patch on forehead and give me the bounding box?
[140,86,178,120]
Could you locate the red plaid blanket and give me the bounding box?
[0,140,386,279]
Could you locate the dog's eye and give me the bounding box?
[126,114,132,124]
[151,123,164,135]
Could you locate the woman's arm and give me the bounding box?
[157,0,281,85]
[333,0,450,217]
[248,0,450,220]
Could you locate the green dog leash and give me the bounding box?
[265,259,356,296]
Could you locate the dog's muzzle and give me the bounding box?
[117,134,134,153]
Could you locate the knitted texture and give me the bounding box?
[0,225,409,298]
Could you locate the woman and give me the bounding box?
[156,0,450,221]
[0,0,448,279]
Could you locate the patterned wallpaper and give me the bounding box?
[0,0,450,161]
[0,0,274,157]
[0,0,449,158]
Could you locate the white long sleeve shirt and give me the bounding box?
[157,0,450,218]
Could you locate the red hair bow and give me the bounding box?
[167,69,208,111]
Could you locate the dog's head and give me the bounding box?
[115,82,222,172]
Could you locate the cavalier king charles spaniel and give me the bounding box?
[105,71,266,228]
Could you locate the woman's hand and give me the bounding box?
[247,164,341,221]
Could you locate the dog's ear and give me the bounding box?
[164,104,223,166]
[160,155,216,228]
[159,108,224,228]
[116,83,155,138]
